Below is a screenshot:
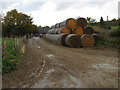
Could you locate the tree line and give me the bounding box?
[1,9,50,37]
[86,16,120,29]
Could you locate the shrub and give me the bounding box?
[110,29,120,37]
[2,38,23,73]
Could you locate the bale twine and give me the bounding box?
[81,34,95,47]
[72,27,84,36]
[60,18,77,29]
[76,18,87,28]
[56,27,71,34]
[83,26,94,35]
[91,33,99,43]
[65,34,81,48]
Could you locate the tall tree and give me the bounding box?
[86,17,96,24]
[119,18,120,26]
[100,17,104,28]
[2,9,37,37]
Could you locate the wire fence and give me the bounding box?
[2,36,27,73]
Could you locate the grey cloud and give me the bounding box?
[55,2,76,11]
[17,2,45,12]
[1,2,15,10]
[55,1,107,11]
[1,2,45,12]
[85,2,107,7]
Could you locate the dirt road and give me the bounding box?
[2,37,119,88]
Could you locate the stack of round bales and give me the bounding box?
[43,17,99,48]
[76,17,99,47]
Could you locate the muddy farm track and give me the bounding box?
[2,37,119,88]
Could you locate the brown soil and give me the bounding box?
[2,37,119,88]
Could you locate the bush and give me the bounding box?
[2,38,23,73]
[110,29,120,37]
[95,36,105,45]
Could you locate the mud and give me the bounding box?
[2,37,118,88]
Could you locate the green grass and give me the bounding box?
[0,39,2,46]
[2,38,23,73]
[111,26,120,30]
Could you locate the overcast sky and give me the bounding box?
[1,0,119,26]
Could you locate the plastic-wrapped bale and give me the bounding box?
[51,25,56,29]
[60,18,77,29]
[55,23,60,28]
[44,34,68,45]
[47,29,55,34]
[83,26,94,35]
[72,27,84,36]
[91,33,99,43]
[56,27,71,34]
[76,18,87,28]
[65,34,81,48]
[81,34,95,47]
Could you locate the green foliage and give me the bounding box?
[86,17,96,24]
[119,18,120,25]
[2,39,22,73]
[2,9,38,37]
[110,29,120,37]
[95,36,105,45]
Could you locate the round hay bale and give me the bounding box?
[65,34,81,48]
[83,26,94,35]
[60,18,77,29]
[81,34,95,47]
[72,27,84,36]
[76,18,87,28]
[56,27,71,34]
[91,33,99,42]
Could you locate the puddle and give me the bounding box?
[33,37,39,39]
[33,68,55,88]
[29,72,35,77]
[36,60,46,77]
[69,74,83,88]
[93,64,118,70]
[22,83,30,88]
[46,69,55,74]
[32,77,55,88]
[46,54,55,58]
[37,46,41,48]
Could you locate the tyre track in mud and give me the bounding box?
[2,37,118,88]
